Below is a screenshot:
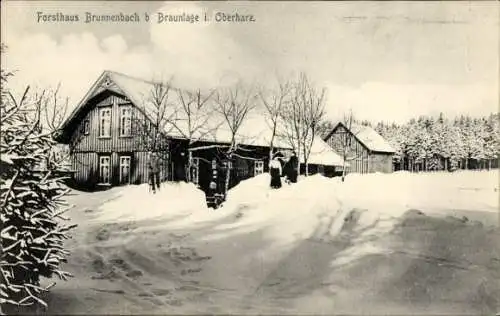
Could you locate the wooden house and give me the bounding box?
[323,122,395,174]
[56,70,346,193]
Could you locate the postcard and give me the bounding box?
[1,1,499,315]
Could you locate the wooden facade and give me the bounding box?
[172,141,273,195]
[61,90,169,189]
[324,123,394,174]
[58,86,278,191]
[58,71,343,193]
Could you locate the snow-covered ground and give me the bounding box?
[96,169,498,221]
[93,169,498,250]
[37,170,499,315]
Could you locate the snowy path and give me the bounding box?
[33,171,500,315]
[37,196,499,315]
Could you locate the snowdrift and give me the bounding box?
[216,169,497,240]
[210,173,346,247]
[94,182,207,223]
[339,170,498,213]
[63,170,498,315]
[95,170,498,252]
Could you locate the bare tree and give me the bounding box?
[300,77,326,176]
[214,82,257,197]
[1,80,72,171]
[39,84,74,170]
[280,73,326,177]
[135,79,176,176]
[42,83,69,134]
[170,88,221,181]
[259,78,291,162]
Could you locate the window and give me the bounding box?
[191,157,200,185]
[99,156,111,184]
[99,107,111,137]
[120,106,132,136]
[82,120,90,135]
[119,156,131,184]
[254,160,264,176]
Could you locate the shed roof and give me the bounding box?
[327,122,396,154]
[349,123,396,153]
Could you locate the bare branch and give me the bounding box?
[214,81,257,195]
[188,144,230,151]
[259,77,292,161]
[279,72,326,176]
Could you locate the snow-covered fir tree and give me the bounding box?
[353,112,499,172]
[1,44,76,313]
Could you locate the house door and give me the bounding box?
[254,160,264,176]
[190,157,200,185]
[119,156,131,184]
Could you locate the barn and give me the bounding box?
[323,122,396,174]
[56,70,346,193]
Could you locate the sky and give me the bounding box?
[1,1,498,124]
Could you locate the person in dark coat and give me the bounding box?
[288,151,299,183]
[269,153,283,189]
[282,156,292,184]
[148,153,161,193]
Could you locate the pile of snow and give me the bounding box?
[201,169,498,252]
[94,182,207,223]
[339,170,498,213]
[201,174,346,248]
[94,170,498,253]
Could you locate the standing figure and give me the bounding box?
[282,156,292,184]
[148,153,161,193]
[288,151,299,183]
[269,153,283,189]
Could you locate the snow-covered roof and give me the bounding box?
[330,122,396,154]
[60,71,346,167]
[108,71,157,106]
[302,136,346,166]
[171,115,346,167]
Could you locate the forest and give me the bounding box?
[319,113,500,172]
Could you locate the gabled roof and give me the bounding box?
[59,70,156,133]
[58,71,346,167]
[325,122,396,154]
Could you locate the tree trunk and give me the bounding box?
[444,158,448,171]
[465,158,469,170]
[488,159,492,170]
[296,143,301,180]
[341,149,347,182]
[268,138,275,169]
[186,150,192,182]
[224,153,231,199]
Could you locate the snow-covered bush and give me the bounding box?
[1,48,76,312]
